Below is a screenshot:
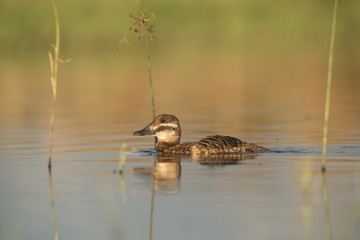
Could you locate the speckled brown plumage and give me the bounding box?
[133,114,268,156]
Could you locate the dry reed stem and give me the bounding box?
[48,0,60,169]
[146,34,156,119]
[321,0,338,172]
[48,1,60,238]
[118,0,156,118]
[139,0,156,118]
[320,1,338,240]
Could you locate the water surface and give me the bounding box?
[1,93,359,240]
[1,1,360,239]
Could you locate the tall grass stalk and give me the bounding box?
[47,1,61,239]
[146,32,156,119]
[320,1,338,240]
[118,0,156,118]
[137,0,156,118]
[48,0,60,170]
[118,143,127,174]
[321,0,338,172]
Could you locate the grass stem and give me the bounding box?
[48,0,60,169]
[47,1,61,239]
[118,143,127,174]
[118,0,156,118]
[140,0,156,118]
[146,35,156,119]
[48,96,56,170]
[321,0,338,172]
[320,1,338,240]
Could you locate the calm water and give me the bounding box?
[0,88,359,239]
[1,1,360,238]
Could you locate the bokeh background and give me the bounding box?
[1,0,359,129]
[1,1,360,240]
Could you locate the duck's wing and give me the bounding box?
[191,135,268,155]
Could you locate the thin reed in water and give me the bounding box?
[321,0,338,172]
[321,1,338,240]
[48,0,70,170]
[47,0,60,170]
[118,0,156,118]
[48,1,61,239]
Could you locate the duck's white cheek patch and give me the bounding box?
[156,130,175,141]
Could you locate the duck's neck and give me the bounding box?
[156,138,180,152]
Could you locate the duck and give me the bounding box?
[133,114,268,156]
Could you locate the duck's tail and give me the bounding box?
[242,142,269,152]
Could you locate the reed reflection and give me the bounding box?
[48,170,58,240]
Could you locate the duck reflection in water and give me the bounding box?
[134,154,181,194]
[193,153,256,166]
[134,153,257,194]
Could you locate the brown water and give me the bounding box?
[1,0,360,238]
[1,60,359,240]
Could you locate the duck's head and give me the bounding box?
[133,114,181,145]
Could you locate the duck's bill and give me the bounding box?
[133,122,155,136]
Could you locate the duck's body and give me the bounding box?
[156,135,267,155]
[133,114,268,156]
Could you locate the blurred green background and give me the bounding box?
[1,0,359,129]
[1,0,359,63]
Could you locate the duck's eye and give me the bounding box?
[160,119,166,123]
